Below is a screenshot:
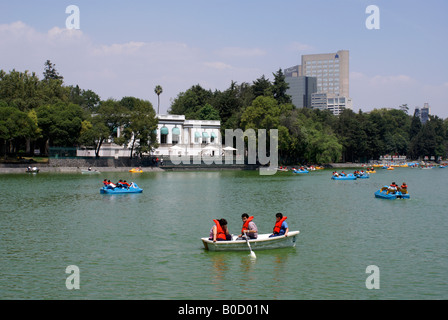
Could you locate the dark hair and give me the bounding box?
[241,213,249,219]
[276,212,283,218]
[219,218,227,226]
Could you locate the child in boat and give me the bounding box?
[270,213,289,238]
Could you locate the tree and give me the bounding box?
[212,81,242,128]
[116,98,158,158]
[399,103,409,114]
[79,117,110,158]
[335,109,368,162]
[168,84,213,119]
[43,60,64,81]
[252,75,272,98]
[36,103,85,151]
[154,85,163,114]
[272,69,291,105]
[0,107,38,157]
[68,85,100,112]
[197,103,220,120]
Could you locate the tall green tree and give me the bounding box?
[272,68,291,105]
[252,75,272,98]
[154,85,163,114]
[43,60,64,81]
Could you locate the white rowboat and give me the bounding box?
[201,231,300,252]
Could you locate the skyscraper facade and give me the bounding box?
[414,103,431,124]
[285,50,351,114]
[284,66,317,109]
[301,50,349,97]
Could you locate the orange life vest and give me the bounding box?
[273,216,287,234]
[241,216,254,234]
[213,219,227,240]
[401,184,407,189]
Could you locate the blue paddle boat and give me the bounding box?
[355,173,370,179]
[374,186,410,199]
[100,182,143,194]
[293,169,309,174]
[331,173,357,180]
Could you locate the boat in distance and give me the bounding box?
[100,182,143,194]
[293,169,309,174]
[201,231,300,252]
[331,174,357,180]
[26,166,39,173]
[81,169,101,174]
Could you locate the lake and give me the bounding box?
[1,167,447,299]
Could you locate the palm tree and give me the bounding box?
[154,85,163,114]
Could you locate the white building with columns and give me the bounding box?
[77,114,222,158]
[154,114,221,157]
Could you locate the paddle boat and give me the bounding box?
[355,173,370,179]
[374,186,410,200]
[26,166,39,173]
[366,169,376,173]
[100,182,143,194]
[331,173,357,180]
[293,168,309,174]
[129,167,143,173]
[277,167,289,172]
[201,231,300,252]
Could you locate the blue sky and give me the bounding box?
[1,0,447,117]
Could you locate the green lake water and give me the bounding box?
[1,167,447,299]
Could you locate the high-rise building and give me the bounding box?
[414,103,431,124]
[301,50,349,97]
[284,66,317,109]
[285,50,351,115]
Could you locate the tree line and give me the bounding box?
[168,69,448,164]
[1,62,447,163]
[0,61,158,159]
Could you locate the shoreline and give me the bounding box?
[0,166,165,174]
[0,161,427,173]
